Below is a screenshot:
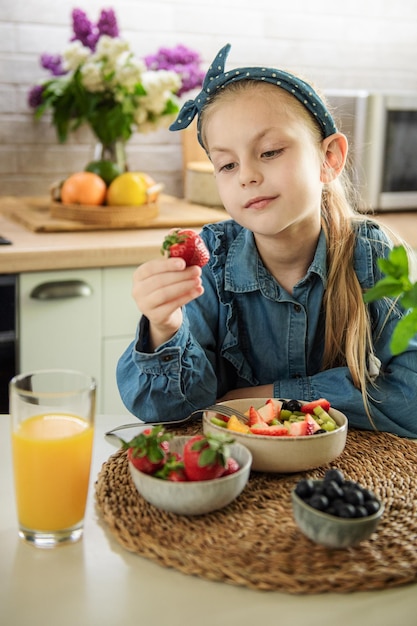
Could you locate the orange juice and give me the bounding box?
[12,413,94,531]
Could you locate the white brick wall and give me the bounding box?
[1,0,417,197]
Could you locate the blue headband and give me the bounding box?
[170,43,337,147]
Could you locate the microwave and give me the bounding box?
[325,90,417,212]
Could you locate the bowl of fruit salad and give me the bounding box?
[124,426,252,516]
[291,469,384,548]
[203,397,348,473]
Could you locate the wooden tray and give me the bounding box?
[50,199,159,227]
[0,195,228,232]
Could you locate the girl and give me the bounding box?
[117,44,417,437]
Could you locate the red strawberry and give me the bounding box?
[161,228,210,267]
[183,433,234,481]
[288,414,320,436]
[222,457,240,476]
[154,452,188,481]
[247,405,267,427]
[167,469,188,482]
[301,398,331,414]
[257,401,278,424]
[265,398,283,419]
[250,424,289,436]
[122,425,172,475]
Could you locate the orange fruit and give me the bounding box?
[61,172,107,205]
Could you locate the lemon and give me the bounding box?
[106,172,148,206]
[85,160,122,186]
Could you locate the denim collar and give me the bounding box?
[223,228,327,295]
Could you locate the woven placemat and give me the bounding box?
[95,425,417,594]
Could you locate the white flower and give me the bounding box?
[114,56,145,90]
[141,70,180,114]
[95,35,130,63]
[62,41,90,72]
[80,61,106,92]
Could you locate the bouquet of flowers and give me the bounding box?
[28,8,204,147]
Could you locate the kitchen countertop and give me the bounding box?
[1,412,416,626]
[0,195,227,274]
[1,195,417,274]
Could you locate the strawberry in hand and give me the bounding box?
[182,433,235,481]
[161,228,210,267]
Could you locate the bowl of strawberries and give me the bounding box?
[203,397,348,473]
[121,426,252,515]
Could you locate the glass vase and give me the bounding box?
[93,140,127,173]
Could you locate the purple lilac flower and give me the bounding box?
[28,84,44,109]
[144,44,204,96]
[40,53,66,76]
[177,64,205,96]
[145,44,201,67]
[71,8,98,51]
[97,9,119,38]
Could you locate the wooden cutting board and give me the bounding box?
[0,195,227,233]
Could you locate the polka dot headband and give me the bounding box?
[169,43,338,147]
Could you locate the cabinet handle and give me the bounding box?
[30,280,93,300]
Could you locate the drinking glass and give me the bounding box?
[9,369,96,548]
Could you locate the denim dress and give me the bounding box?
[117,220,417,437]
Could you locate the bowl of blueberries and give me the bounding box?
[291,468,384,548]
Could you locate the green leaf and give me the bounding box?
[378,245,409,279]
[363,277,405,303]
[390,310,417,355]
[400,282,417,310]
[198,447,217,467]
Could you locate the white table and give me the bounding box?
[1,413,416,626]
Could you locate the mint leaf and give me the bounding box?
[363,245,417,354]
[378,244,409,279]
[390,309,417,355]
[363,276,405,303]
[400,282,417,309]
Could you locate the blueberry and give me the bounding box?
[344,488,365,507]
[354,505,370,518]
[361,488,376,502]
[323,480,344,500]
[295,478,315,499]
[294,468,382,520]
[309,494,329,511]
[337,503,356,518]
[324,468,344,485]
[364,499,380,515]
[314,429,327,435]
[283,399,302,412]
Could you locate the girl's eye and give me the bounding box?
[262,149,282,158]
[219,162,236,172]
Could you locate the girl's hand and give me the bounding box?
[132,257,204,349]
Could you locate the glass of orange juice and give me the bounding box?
[9,369,96,548]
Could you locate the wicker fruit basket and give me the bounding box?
[50,199,159,227]
[49,181,162,227]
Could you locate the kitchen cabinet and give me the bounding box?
[19,266,140,414]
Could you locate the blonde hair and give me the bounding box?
[200,79,389,426]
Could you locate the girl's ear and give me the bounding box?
[320,133,348,183]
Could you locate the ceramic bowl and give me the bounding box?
[128,435,252,516]
[202,398,348,473]
[291,482,384,548]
